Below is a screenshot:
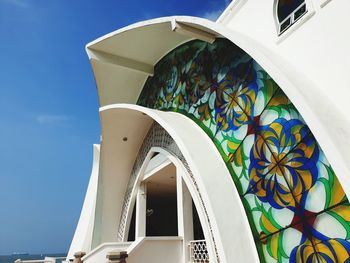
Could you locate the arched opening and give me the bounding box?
[121,134,211,263]
[144,163,178,237]
[276,0,307,34]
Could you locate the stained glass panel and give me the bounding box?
[137,39,350,262]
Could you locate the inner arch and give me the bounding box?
[137,38,350,262]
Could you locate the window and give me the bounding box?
[277,0,308,34]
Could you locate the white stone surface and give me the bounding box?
[67,144,100,260]
[75,1,350,262]
[96,104,259,263]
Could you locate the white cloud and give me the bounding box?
[36,114,73,125]
[0,0,29,8]
[141,12,160,20]
[201,9,224,21]
[200,0,232,21]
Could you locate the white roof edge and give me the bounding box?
[88,13,350,199]
[216,0,248,24]
[86,16,219,51]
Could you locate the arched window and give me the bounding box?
[277,0,307,34]
[139,38,350,263]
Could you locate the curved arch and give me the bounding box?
[99,103,259,263]
[120,145,219,262]
[87,16,350,204]
[136,38,350,262]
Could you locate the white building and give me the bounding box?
[66,0,350,262]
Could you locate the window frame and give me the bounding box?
[320,0,332,8]
[277,1,308,34]
[274,0,316,43]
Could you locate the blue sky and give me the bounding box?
[0,0,229,255]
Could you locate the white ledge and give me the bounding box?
[88,49,154,76]
[82,242,132,262]
[171,20,216,43]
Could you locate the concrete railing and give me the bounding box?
[126,237,182,263]
[82,242,131,263]
[82,237,182,263]
[106,250,128,263]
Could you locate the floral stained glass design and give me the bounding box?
[137,39,350,262]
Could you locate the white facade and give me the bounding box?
[67,1,350,262]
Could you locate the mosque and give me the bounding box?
[65,0,350,262]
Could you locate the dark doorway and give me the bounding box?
[127,203,136,241]
[192,201,205,240]
[145,164,178,236]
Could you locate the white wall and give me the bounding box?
[91,110,153,248]
[67,144,100,259]
[97,104,260,263]
[82,238,181,263]
[127,238,182,263]
[224,0,350,112]
[220,0,350,197]
[81,2,350,260]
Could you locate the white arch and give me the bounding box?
[121,146,219,262]
[96,103,259,263]
[87,15,350,201]
[67,144,100,260]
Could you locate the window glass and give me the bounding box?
[138,39,350,262]
[277,0,305,22]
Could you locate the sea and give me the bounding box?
[0,253,66,263]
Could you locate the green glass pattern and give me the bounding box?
[137,39,350,262]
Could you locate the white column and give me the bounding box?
[135,182,147,238]
[177,167,194,262]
